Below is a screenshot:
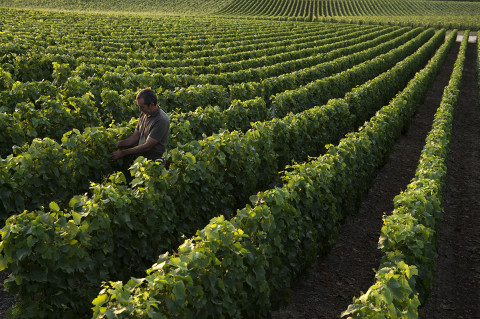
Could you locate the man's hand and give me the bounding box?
[110,135,157,160]
[109,143,118,153]
[112,131,140,151]
[111,150,125,160]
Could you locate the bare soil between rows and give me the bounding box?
[419,42,480,319]
[271,41,480,318]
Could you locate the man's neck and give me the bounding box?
[146,105,159,117]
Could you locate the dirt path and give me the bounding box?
[419,43,480,319]
[270,41,462,319]
[0,272,14,318]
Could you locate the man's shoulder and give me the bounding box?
[156,108,170,123]
[146,108,169,129]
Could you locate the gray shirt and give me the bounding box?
[135,108,170,160]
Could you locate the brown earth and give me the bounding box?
[0,41,478,319]
[0,272,13,318]
[419,42,480,319]
[271,40,480,319]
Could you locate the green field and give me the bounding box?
[0,0,478,318]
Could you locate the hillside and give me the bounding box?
[218,0,480,17]
[217,0,480,29]
[1,0,480,29]
[0,0,232,14]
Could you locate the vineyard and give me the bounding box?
[216,0,480,30]
[218,0,480,18]
[0,0,479,319]
[2,0,480,29]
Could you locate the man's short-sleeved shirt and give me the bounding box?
[135,108,170,160]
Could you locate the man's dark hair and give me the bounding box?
[136,88,157,106]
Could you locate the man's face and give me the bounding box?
[137,98,151,114]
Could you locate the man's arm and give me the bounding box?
[111,136,159,160]
[115,130,140,148]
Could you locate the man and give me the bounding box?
[111,88,170,162]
